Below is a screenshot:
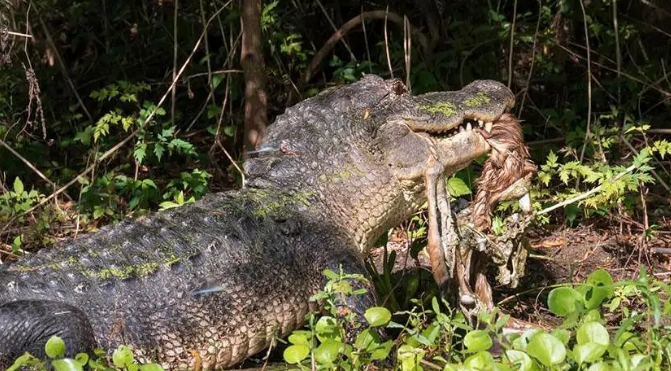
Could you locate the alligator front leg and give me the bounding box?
[0,300,96,368]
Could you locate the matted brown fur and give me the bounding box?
[472,113,536,231]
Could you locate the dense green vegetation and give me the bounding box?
[2,0,671,370]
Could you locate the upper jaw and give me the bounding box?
[399,79,515,134]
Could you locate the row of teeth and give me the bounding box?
[442,119,494,137]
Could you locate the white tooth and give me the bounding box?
[459,126,465,132]
[485,122,493,132]
[466,122,472,131]
[478,120,484,127]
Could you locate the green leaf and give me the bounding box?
[223,125,236,137]
[315,316,340,342]
[587,362,613,371]
[13,177,24,195]
[159,201,180,210]
[153,143,165,162]
[138,363,165,371]
[212,74,223,90]
[573,343,607,364]
[576,322,609,346]
[51,359,83,371]
[314,339,342,365]
[364,307,392,327]
[526,332,566,366]
[551,329,571,345]
[112,346,134,368]
[464,351,495,370]
[283,344,310,364]
[161,126,176,138]
[73,353,88,366]
[582,269,614,309]
[463,330,493,353]
[446,177,471,197]
[45,336,66,359]
[288,331,311,345]
[142,179,157,190]
[134,144,147,163]
[548,286,584,316]
[504,350,537,371]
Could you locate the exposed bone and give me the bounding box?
[424,153,450,287]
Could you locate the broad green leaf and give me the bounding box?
[463,330,493,353]
[51,359,83,371]
[73,353,89,366]
[138,363,165,371]
[364,307,391,327]
[573,343,607,364]
[45,336,66,359]
[13,177,24,195]
[314,339,341,364]
[504,350,537,371]
[576,322,609,346]
[464,351,494,370]
[288,331,311,345]
[283,344,310,364]
[112,346,134,367]
[587,362,613,371]
[315,316,340,342]
[551,329,571,345]
[547,286,584,316]
[526,332,566,366]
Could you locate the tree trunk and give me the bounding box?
[240,0,268,157]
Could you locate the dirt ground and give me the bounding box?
[369,219,671,329]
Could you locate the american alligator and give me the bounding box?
[0,75,518,370]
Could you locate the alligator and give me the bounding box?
[0,75,520,370]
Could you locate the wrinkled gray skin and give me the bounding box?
[0,75,514,370]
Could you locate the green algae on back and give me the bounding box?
[463,91,492,107]
[419,102,457,116]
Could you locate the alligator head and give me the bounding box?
[245,75,517,252]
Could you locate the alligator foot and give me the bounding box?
[0,300,97,368]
